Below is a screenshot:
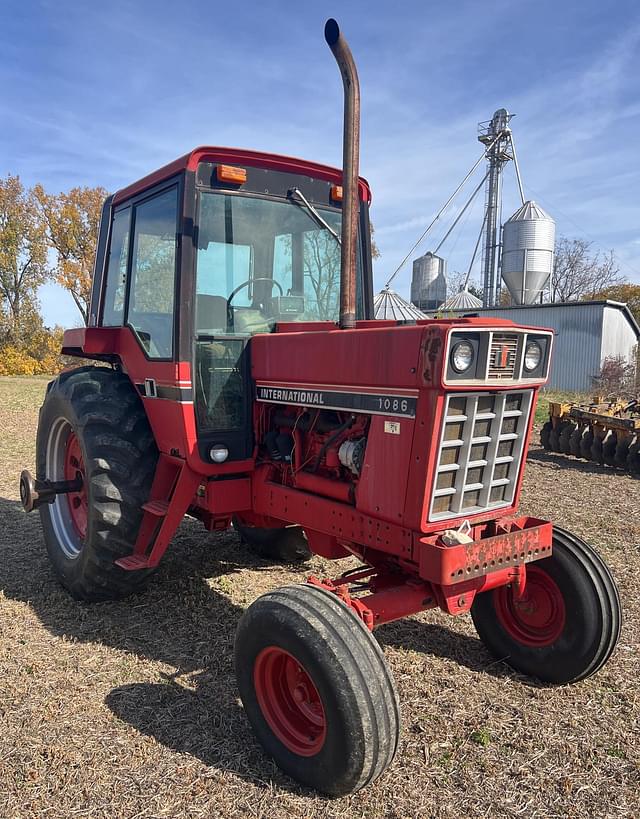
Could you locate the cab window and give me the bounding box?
[195,192,349,336]
[101,208,131,326]
[127,187,178,358]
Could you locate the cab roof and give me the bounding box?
[112,146,372,206]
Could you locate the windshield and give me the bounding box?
[195,192,362,335]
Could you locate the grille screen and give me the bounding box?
[429,390,533,521]
[488,333,519,380]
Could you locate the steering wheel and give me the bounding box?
[226,277,284,310]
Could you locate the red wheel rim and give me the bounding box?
[494,566,566,647]
[253,646,326,756]
[64,431,87,539]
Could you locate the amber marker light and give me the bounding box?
[216,165,247,184]
[330,184,343,201]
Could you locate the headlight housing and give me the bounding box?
[524,340,542,372]
[451,340,474,373]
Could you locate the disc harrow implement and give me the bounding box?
[541,398,640,474]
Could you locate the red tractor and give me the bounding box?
[21,20,620,796]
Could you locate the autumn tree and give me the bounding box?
[587,283,640,325]
[550,237,624,303]
[34,184,107,324]
[370,222,381,260]
[0,175,48,343]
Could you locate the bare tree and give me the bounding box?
[447,270,483,300]
[550,237,624,302]
[303,230,341,319]
[592,354,637,397]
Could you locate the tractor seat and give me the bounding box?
[196,294,228,333]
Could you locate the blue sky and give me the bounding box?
[2,0,639,326]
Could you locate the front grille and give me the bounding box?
[429,390,533,521]
[488,333,519,380]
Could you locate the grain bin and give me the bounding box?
[501,201,555,304]
[410,251,447,311]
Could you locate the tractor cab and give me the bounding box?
[81,149,374,464]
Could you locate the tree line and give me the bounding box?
[1,169,637,377]
[0,175,104,374]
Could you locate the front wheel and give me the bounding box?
[234,584,400,795]
[471,527,621,684]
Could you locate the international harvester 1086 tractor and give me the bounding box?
[20,20,621,796]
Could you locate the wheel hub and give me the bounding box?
[253,646,326,756]
[63,430,87,540]
[494,567,566,647]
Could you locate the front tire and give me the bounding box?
[235,584,400,795]
[471,527,621,684]
[37,366,158,601]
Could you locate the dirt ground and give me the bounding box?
[0,375,638,818]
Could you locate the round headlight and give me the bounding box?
[451,341,474,373]
[524,340,542,372]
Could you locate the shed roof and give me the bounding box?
[452,300,640,338]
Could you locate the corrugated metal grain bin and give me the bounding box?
[445,301,639,392]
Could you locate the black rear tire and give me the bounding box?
[36,366,158,601]
[235,584,400,796]
[471,527,621,684]
[233,517,311,563]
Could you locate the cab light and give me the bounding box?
[216,164,247,184]
[330,184,343,201]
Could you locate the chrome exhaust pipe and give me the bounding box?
[324,18,360,330]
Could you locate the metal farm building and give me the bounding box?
[446,300,639,393]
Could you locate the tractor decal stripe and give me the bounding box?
[256,385,417,418]
[135,383,193,402]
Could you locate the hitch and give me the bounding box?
[20,469,83,513]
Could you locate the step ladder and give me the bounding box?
[115,454,201,571]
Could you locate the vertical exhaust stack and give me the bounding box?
[324,18,360,330]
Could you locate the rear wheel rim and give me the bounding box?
[64,430,88,539]
[253,646,326,756]
[494,566,566,647]
[46,418,86,559]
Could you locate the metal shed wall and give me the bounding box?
[445,301,639,393]
[601,305,638,368]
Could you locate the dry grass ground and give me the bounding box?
[0,376,638,818]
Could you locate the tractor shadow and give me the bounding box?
[376,618,520,682]
[0,495,538,784]
[0,495,307,791]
